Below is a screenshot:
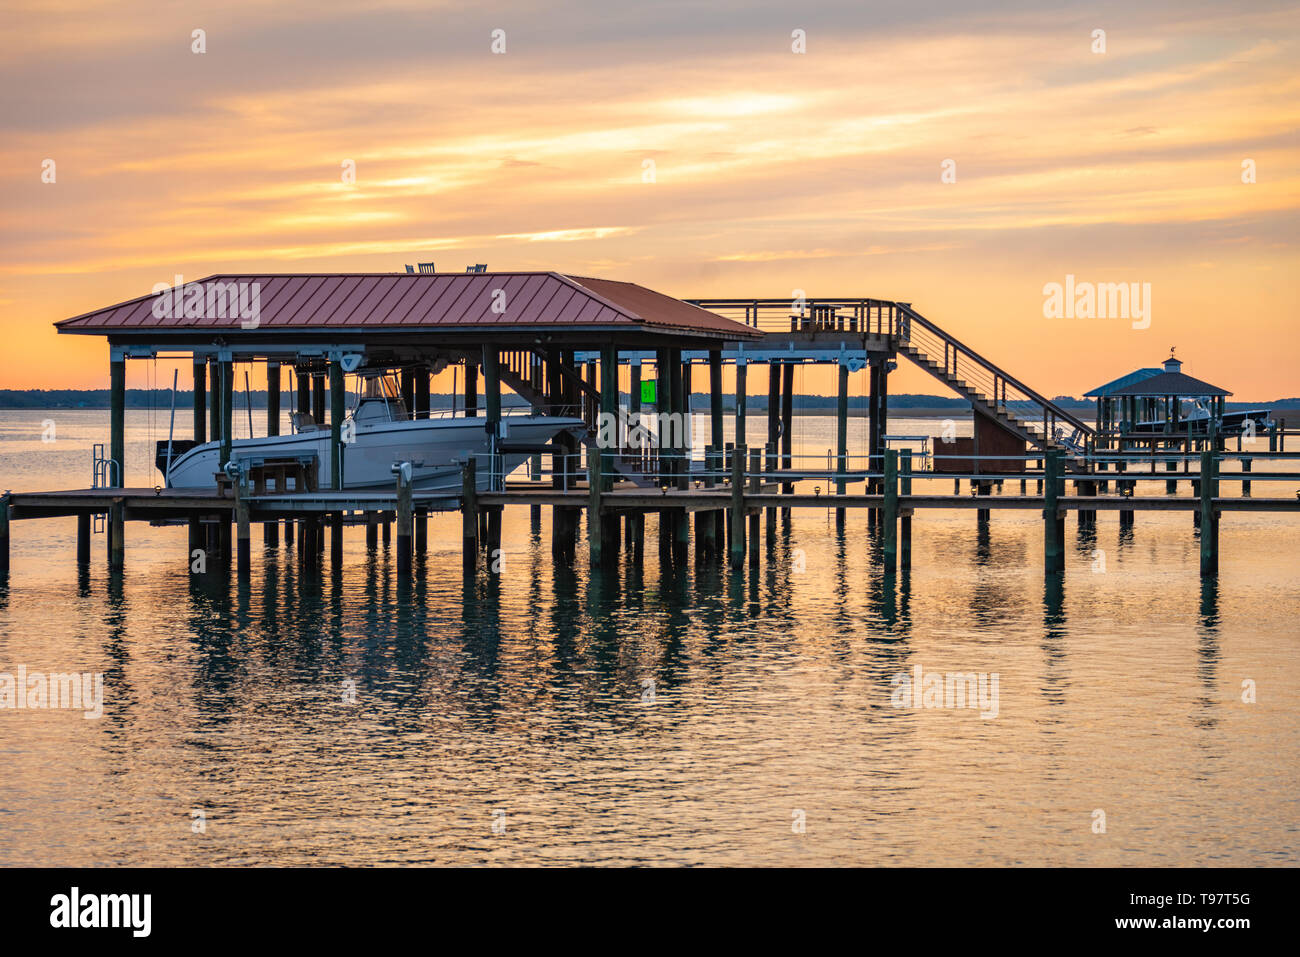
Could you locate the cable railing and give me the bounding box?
[896,304,1094,452]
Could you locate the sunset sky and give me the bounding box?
[2,0,1296,399]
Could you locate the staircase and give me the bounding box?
[496,350,659,488]
[895,305,1093,469]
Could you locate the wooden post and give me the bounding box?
[729,444,746,569]
[400,369,414,417]
[599,343,619,557]
[78,513,91,566]
[1200,448,1218,577]
[587,447,603,568]
[235,471,251,576]
[765,441,777,547]
[330,359,345,490]
[710,350,724,453]
[748,447,760,567]
[264,361,280,546]
[415,508,427,553]
[0,492,9,578]
[1044,450,1064,574]
[462,458,477,574]
[109,353,126,571]
[396,466,413,578]
[700,445,718,559]
[190,357,207,556]
[193,356,207,444]
[331,512,343,568]
[1240,455,1252,497]
[780,363,794,499]
[900,448,913,571]
[414,368,430,419]
[209,358,221,449]
[221,359,234,467]
[734,360,747,449]
[366,511,378,549]
[836,359,849,527]
[671,349,689,565]
[880,447,899,571]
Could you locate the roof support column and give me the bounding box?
[265,361,281,546]
[483,347,501,492]
[108,350,125,571]
[192,356,206,445]
[464,360,478,418]
[330,358,345,490]
[220,357,233,468]
[208,358,220,447]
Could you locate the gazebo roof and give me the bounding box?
[1083,368,1162,398]
[1107,370,1230,398]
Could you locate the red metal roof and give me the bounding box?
[55,272,759,339]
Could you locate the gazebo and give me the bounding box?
[1085,352,1231,449]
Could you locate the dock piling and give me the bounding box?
[1043,450,1065,574]
[729,444,746,569]
[461,459,477,574]
[395,465,413,578]
[883,449,898,571]
[1200,449,1219,577]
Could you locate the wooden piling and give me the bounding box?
[264,361,280,546]
[735,360,747,447]
[235,475,250,576]
[366,511,378,549]
[587,447,603,568]
[748,447,760,567]
[1043,450,1064,574]
[780,362,794,512]
[331,512,343,567]
[109,354,125,571]
[900,449,913,571]
[1240,455,1252,497]
[0,492,9,577]
[836,360,849,526]
[210,358,222,450]
[396,468,413,577]
[192,357,206,444]
[1200,448,1218,577]
[883,449,898,571]
[729,444,746,569]
[462,458,477,574]
[709,350,724,451]
[78,513,91,566]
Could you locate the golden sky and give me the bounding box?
[2,0,1297,399]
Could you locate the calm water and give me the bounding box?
[0,409,1297,866]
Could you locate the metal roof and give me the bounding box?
[1083,368,1162,398]
[1107,370,1230,398]
[54,272,760,341]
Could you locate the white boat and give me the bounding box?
[158,376,584,494]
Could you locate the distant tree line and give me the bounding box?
[0,389,1291,412]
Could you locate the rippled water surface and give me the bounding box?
[1,410,1297,865]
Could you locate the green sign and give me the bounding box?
[640,379,657,405]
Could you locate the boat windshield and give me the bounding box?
[354,373,409,422]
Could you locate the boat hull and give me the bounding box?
[163,416,585,494]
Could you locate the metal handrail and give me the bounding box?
[898,304,1094,438]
